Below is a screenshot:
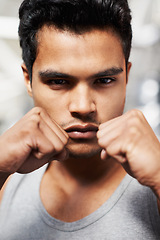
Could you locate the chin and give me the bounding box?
[65,137,101,159]
[67,144,101,159]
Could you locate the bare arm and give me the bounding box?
[0,173,10,190]
[157,199,160,215]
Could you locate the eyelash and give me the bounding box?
[94,77,116,85]
[46,77,116,90]
[48,77,115,84]
[48,79,67,85]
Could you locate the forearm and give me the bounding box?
[157,199,160,215]
[155,188,160,200]
[151,182,160,214]
[0,172,10,190]
[150,170,160,200]
[0,135,12,190]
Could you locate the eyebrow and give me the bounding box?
[39,70,73,79]
[39,67,123,80]
[91,67,123,79]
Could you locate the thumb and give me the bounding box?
[101,149,108,160]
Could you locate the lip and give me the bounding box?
[65,124,98,139]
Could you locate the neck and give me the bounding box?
[41,155,126,222]
[47,154,126,187]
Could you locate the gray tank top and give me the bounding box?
[0,164,160,240]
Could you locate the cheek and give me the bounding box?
[32,89,68,120]
[97,87,126,122]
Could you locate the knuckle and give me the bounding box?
[32,107,43,115]
[127,109,144,128]
[30,107,46,120]
[128,126,138,136]
[129,117,141,128]
[128,109,143,119]
[136,109,144,118]
[29,113,41,126]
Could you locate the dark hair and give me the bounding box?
[18,0,132,80]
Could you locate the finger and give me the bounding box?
[105,139,127,164]
[98,110,142,133]
[17,130,56,173]
[97,124,122,141]
[51,118,69,138]
[98,117,126,139]
[27,129,55,156]
[99,115,122,130]
[39,109,69,142]
[38,120,67,154]
[98,123,137,163]
[27,107,68,142]
[97,125,122,149]
[19,132,68,173]
[98,109,145,140]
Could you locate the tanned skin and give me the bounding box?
[0,27,160,221]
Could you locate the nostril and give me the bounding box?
[69,99,96,114]
[71,111,96,121]
[70,105,96,116]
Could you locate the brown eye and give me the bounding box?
[49,79,67,85]
[95,78,115,84]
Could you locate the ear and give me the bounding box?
[21,63,33,97]
[126,62,132,84]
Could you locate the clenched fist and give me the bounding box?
[97,109,160,197]
[0,107,68,175]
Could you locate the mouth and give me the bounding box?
[65,124,98,140]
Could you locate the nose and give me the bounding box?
[68,83,96,117]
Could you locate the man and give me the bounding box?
[0,0,160,239]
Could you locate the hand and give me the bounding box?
[97,109,160,197]
[0,107,69,175]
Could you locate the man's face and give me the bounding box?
[25,26,131,159]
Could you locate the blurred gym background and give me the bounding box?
[0,0,160,139]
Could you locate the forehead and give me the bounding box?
[33,26,125,76]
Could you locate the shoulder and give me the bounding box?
[0,164,48,206]
[117,175,159,219]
